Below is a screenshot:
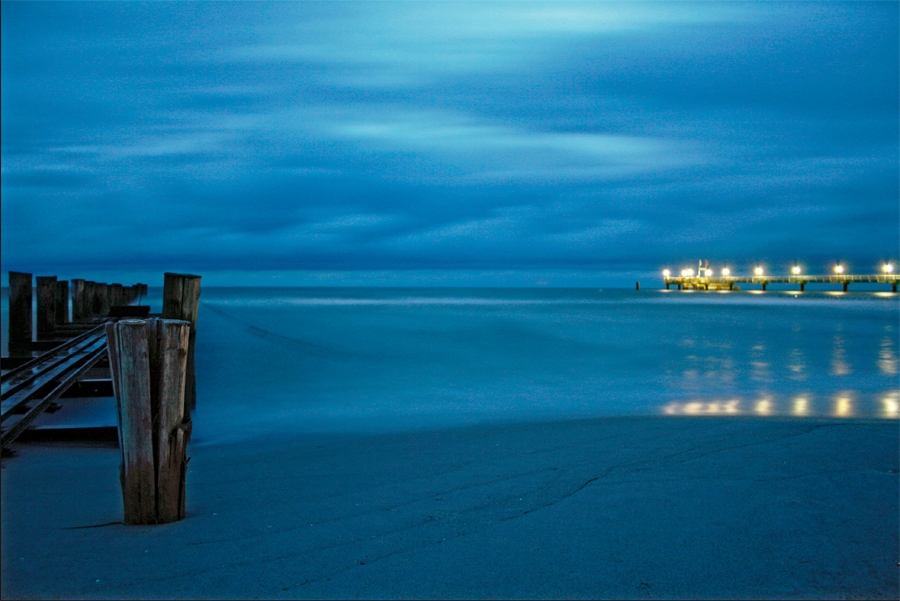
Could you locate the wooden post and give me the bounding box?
[71,279,86,321]
[96,283,110,317]
[8,272,33,345]
[106,318,191,525]
[36,276,57,339]
[162,273,201,415]
[636,281,640,291]
[109,284,122,307]
[84,281,95,318]
[56,280,70,324]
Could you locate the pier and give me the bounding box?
[664,273,899,292]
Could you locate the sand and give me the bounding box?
[1,415,898,600]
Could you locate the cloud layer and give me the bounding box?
[2,1,897,284]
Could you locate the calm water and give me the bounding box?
[2,287,899,443]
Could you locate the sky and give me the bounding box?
[2,1,898,288]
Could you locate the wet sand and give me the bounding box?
[1,415,897,599]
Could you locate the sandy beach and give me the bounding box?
[1,415,897,600]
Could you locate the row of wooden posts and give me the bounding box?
[6,270,201,525]
[7,271,148,343]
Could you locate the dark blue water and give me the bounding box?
[190,287,899,442]
[3,287,898,443]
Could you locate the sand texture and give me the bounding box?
[2,416,898,599]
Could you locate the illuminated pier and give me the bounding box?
[663,263,899,292]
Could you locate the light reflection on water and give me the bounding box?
[879,334,898,375]
[661,392,900,419]
[830,329,851,376]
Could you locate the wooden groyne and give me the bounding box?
[4,271,202,525]
[0,272,184,450]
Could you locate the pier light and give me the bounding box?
[834,264,844,274]
[663,269,670,277]
[792,266,801,275]
[754,267,764,276]
[705,269,713,277]
[721,268,730,276]
[684,269,694,277]
[883,263,894,274]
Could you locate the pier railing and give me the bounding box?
[664,274,899,292]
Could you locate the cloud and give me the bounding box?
[1,1,897,282]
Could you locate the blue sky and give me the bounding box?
[2,1,897,287]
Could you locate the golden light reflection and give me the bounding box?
[830,333,850,376]
[662,400,740,415]
[661,393,899,419]
[791,396,810,417]
[880,394,899,419]
[754,398,773,415]
[833,396,853,418]
[787,347,807,380]
[878,336,898,376]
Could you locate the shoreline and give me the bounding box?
[2,414,897,599]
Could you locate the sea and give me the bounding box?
[2,286,899,444]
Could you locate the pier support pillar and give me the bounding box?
[761,282,767,291]
[107,318,192,524]
[843,282,849,292]
[8,272,33,345]
[893,283,897,293]
[163,273,202,415]
[800,283,805,292]
[36,276,57,339]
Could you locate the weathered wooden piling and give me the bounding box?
[56,280,70,324]
[35,276,58,339]
[110,283,123,308]
[71,279,86,321]
[162,273,201,414]
[95,283,110,317]
[8,272,33,345]
[83,281,96,318]
[106,318,192,524]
